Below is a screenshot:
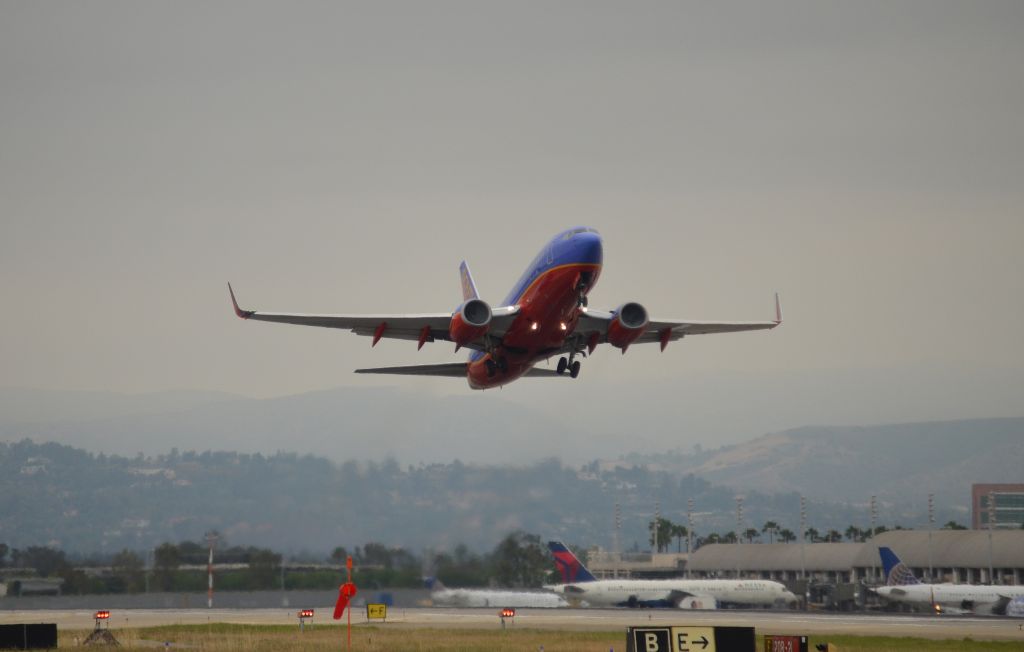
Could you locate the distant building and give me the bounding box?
[971,483,1024,530]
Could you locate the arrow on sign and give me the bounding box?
[694,635,710,650]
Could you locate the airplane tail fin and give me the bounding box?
[547,541,597,583]
[879,547,921,586]
[424,576,446,592]
[459,261,479,301]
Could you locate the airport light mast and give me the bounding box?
[870,495,878,583]
[686,498,694,579]
[735,496,743,578]
[613,502,621,580]
[927,493,934,582]
[987,491,996,584]
[799,495,806,581]
[205,531,219,609]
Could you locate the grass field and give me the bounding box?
[57,623,1024,651]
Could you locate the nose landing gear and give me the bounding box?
[556,342,583,379]
[485,356,509,378]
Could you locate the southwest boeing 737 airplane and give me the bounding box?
[229,227,780,389]
[544,541,797,609]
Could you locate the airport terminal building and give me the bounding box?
[589,530,1024,586]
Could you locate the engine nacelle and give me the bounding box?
[449,298,492,349]
[606,302,648,351]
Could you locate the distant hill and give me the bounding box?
[0,387,583,465]
[622,418,1024,507]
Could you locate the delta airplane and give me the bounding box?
[228,227,781,389]
[544,541,797,609]
[424,577,568,608]
[874,547,1024,615]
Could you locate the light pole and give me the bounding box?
[927,493,934,582]
[653,499,661,554]
[870,495,878,583]
[686,498,694,579]
[205,531,219,609]
[988,490,996,584]
[735,496,744,578]
[799,495,806,581]
[614,501,621,579]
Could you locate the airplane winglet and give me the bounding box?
[228,283,254,319]
[774,292,783,325]
[459,260,480,301]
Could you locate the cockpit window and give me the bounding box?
[563,227,599,239]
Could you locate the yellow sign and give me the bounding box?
[669,626,716,652]
[366,603,387,620]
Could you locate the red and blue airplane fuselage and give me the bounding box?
[467,227,602,389]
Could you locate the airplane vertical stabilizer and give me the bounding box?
[879,547,921,586]
[548,541,598,583]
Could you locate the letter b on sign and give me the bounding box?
[629,628,670,652]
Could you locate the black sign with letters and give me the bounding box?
[627,625,755,652]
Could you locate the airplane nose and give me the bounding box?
[575,232,603,265]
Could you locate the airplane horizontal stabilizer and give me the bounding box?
[355,363,467,377]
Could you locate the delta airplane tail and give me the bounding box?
[548,541,598,583]
[879,547,921,586]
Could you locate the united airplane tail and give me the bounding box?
[879,547,921,586]
[548,541,598,583]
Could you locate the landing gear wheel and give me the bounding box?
[485,359,497,378]
[556,357,568,375]
[570,360,581,378]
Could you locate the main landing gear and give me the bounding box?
[556,356,581,379]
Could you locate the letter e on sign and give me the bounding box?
[670,626,717,652]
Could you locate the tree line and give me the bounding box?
[0,530,554,596]
[646,517,970,552]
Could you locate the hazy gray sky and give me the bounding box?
[2,2,1022,451]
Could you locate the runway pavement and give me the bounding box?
[2,607,1022,641]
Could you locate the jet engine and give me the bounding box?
[606,302,648,351]
[449,298,492,349]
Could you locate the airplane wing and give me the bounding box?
[354,363,569,377]
[229,284,519,352]
[574,294,782,351]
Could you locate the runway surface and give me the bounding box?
[3,607,1023,641]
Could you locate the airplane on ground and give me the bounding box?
[543,541,798,609]
[424,577,568,608]
[874,546,1024,615]
[228,227,781,389]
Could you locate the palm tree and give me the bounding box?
[778,528,796,543]
[762,521,779,544]
[743,528,760,543]
[648,517,674,553]
[844,525,862,542]
[671,524,689,553]
[722,531,738,544]
[824,529,843,543]
[805,527,820,543]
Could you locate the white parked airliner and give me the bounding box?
[425,577,568,608]
[874,547,1024,615]
[545,542,797,609]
